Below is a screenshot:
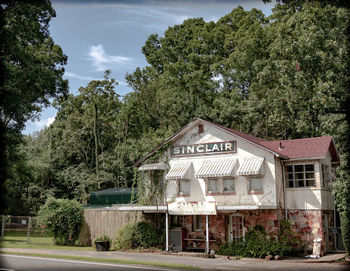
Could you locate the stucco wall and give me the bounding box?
[284,156,335,210]
[164,123,277,207]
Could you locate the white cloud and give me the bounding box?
[34,116,55,129]
[64,72,100,81]
[88,45,133,71]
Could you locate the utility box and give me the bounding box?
[169,227,186,251]
[313,238,322,257]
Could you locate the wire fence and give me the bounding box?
[1,215,34,243]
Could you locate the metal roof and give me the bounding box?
[237,157,264,176]
[195,159,237,178]
[165,161,192,180]
[88,188,137,206]
[139,163,166,171]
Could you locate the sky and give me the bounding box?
[23,0,275,135]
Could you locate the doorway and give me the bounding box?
[228,214,245,242]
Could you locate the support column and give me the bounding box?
[165,212,169,251]
[205,215,209,254]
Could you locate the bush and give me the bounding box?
[113,221,160,250]
[93,233,112,243]
[37,197,83,246]
[218,225,291,258]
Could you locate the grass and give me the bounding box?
[0,251,200,270]
[0,230,92,251]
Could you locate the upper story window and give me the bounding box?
[223,178,235,192]
[322,164,331,188]
[248,177,263,192]
[286,164,315,188]
[207,177,235,194]
[208,178,219,193]
[178,180,190,195]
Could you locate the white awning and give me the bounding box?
[237,157,264,176]
[139,163,166,171]
[165,161,192,180]
[195,159,237,178]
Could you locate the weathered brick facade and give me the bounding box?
[172,209,334,254]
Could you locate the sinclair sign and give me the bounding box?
[171,141,236,156]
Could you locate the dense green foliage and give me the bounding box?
[218,226,291,258]
[37,197,83,246]
[113,221,160,250]
[2,0,350,254]
[0,0,68,213]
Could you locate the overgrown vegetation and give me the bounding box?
[113,221,161,250]
[2,0,350,255]
[218,226,292,258]
[37,198,83,246]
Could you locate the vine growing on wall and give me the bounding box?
[135,143,172,205]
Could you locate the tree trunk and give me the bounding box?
[94,103,99,185]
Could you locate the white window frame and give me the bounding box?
[322,164,331,188]
[286,164,316,188]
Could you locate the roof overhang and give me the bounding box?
[116,205,167,213]
[217,205,277,211]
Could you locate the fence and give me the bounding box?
[1,215,33,243]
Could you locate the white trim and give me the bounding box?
[285,156,325,162]
[139,163,166,171]
[217,205,277,211]
[117,205,167,212]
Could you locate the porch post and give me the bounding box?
[205,215,209,254]
[165,211,169,251]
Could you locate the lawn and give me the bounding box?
[0,230,93,251]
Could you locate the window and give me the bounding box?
[322,164,331,188]
[179,180,190,195]
[249,177,263,191]
[208,178,219,193]
[286,164,315,188]
[171,215,184,227]
[193,215,202,231]
[223,178,235,192]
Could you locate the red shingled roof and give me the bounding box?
[260,137,339,164]
[135,118,340,166]
[210,121,339,164]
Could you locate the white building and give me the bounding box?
[130,118,340,254]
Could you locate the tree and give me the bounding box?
[0,0,68,213]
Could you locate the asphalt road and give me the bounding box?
[0,254,349,271]
[0,255,181,271]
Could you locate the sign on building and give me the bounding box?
[168,201,217,215]
[171,141,236,156]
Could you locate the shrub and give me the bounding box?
[93,234,112,243]
[113,221,160,250]
[37,197,83,246]
[218,225,291,258]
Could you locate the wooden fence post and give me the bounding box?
[1,215,5,241]
[26,216,31,244]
